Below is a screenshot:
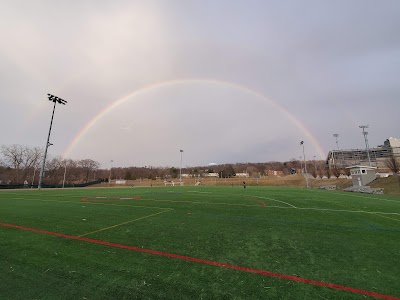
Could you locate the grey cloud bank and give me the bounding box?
[1,0,399,167]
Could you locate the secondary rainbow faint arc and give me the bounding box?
[63,79,326,159]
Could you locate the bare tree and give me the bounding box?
[385,152,400,185]
[1,145,43,183]
[331,166,341,178]
[325,167,331,179]
[78,159,100,182]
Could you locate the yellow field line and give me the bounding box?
[78,209,173,237]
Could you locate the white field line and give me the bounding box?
[317,190,400,204]
[373,213,400,222]
[187,191,212,194]
[254,196,297,208]
[78,209,173,237]
[264,205,400,216]
[9,197,170,210]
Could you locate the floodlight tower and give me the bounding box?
[359,125,371,166]
[332,134,340,168]
[333,134,340,150]
[179,150,184,184]
[300,141,309,188]
[38,94,67,189]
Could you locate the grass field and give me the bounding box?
[1,186,399,299]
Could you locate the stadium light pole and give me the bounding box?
[38,94,67,189]
[179,150,183,185]
[333,134,340,150]
[359,125,371,166]
[332,134,340,168]
[300,141,309,188]
[299,156,303,173]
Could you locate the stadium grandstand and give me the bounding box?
[326,137,400,170]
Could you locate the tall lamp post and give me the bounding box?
[299,156,303,173]
[359,125,371,166]
[300,141,309,188]
[38,94,67,189]
[179,150,183,185]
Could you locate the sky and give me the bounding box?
[1,0,399,168]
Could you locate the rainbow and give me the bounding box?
[63,78,325,159]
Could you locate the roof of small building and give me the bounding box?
[345,165,377,170]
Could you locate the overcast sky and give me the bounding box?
[1,0,399,168]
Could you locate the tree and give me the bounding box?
[170,167,178,178]
[78,159,100,182]
[385,152,400,185]
[332,166,341,178]
[0,144,43,183]
[220,164,236,178]
[325,167,331,179]
[124,171,132,180]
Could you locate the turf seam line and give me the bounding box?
[0,222,398,300]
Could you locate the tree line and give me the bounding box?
[1,144,398,185]
[0,144,101,185]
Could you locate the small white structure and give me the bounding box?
[235,172,250,178]
[346,165,377,186]
[204,173,219,178]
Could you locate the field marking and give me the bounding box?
[373,214,400,222]
[264,205,400,216]
[1,221,398,300]
[78,209,173,237]
[253,196,297,208]
[122,197,263,207]
[9,197,170,210]
[318,191,400,204]
[186,191,297,208]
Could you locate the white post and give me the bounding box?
[62,161,67,188]
[300,141,309,188]
[109,160,113,186]
[179,150,183,185]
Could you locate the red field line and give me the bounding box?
[0,221,398,300]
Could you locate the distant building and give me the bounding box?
[327,137,400,170]
[235,172,249,178]
[204,173,219,178]
[265,170,284,176]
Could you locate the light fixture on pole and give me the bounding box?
[38,94,67,189]
[179,150,183,185]
[359,125,371,166]
[300,141,309,188]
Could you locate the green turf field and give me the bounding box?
[1,186,399,299]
